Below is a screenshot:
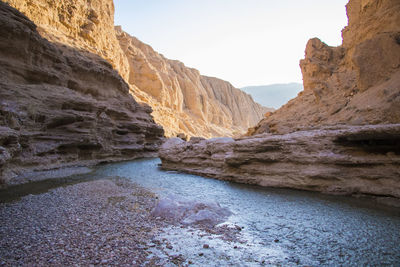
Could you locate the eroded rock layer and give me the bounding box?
[0,2,164,184]
[160,124,400,204]
[160,0,400,204]
[4,0,269,138]
[249,0,400,135]
[117,28,270,138]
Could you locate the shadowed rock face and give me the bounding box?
[4,0,269,138]
[248,0,400,135]
[0,2,164,184]
[160,124,400,204]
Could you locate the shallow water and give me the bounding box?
[94,158,400,266]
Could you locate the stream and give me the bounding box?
[95,158,400,266]
[2,158,400,266]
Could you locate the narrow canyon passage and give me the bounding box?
[1,0,399,265]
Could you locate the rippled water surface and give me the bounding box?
[95,158,400,266]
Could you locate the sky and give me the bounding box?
[114,0,348,88]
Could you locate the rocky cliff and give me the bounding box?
[160,124,400,206]
[4,0,268,139]
[160,0,400,205]
[0,2,164,184]
[116,28,270,138]
[249,0,400,135]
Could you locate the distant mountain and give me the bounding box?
[241,83,303,109]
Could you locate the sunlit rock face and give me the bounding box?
[115,28,270,138]
[4,0,269,139]
[0,2,164,184]
[248,0,400,135]
[3,0,131,80]
[160,0,400,205]
[160,124,400,205]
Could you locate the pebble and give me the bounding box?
[0,178,166,266]
[203,244,209,249]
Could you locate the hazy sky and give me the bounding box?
[114,0,348,88]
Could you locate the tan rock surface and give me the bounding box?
[249,0,400,135]
[159,0,400,204]
[116,28,270,138]
[0,2,163,184]
[160,124,400,204]
[4,0,269,139]
[4,0,130,80]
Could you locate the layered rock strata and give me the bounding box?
[116,28,270,137]
[249,0,400,135]
[4,0,269,138]
[0,2,164,184]
[160,0,400,205]
[160,124,400,204]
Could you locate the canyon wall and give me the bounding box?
[116,28,270,137]
[160,0,400,205]
[160,125,400,205]
[117,28,271,137]
[0,2,163,184]
[248,0,400,135]
[4,0,269,139]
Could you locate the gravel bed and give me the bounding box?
[0,177,165,266]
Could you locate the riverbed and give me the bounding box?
[97,158,400,266]
[1,158,400,266]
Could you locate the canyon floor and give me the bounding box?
[1,159,399,266]
[0,178,166,266]
[0,175,241,266]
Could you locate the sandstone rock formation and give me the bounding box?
[248,0,400,135]
[116,27,270,137]
[3,0,130,80]
[160,124,400,205]
[0,2,164,185]
[4,0,269,138]
[160,0,400,205]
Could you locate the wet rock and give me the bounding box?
[151,196,232,227]
[235,225,242,231]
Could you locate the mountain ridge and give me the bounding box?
[241,83,303,109]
